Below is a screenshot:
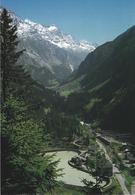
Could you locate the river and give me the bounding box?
[47,151,95,186]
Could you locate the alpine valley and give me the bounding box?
[1,6,135,195]
[60,25,135,144]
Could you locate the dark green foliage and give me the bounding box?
[0,8,28,102]
[1,96,59,194]
[45,110,80,139]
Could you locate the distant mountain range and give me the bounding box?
[5,9,96,87]
[61,26,135,141]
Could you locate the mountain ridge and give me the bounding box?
[1,8,96,87]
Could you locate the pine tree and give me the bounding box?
[0,8,26,103]
[1,9,60,194]
[1,96,59,194]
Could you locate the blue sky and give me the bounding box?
[1,0,135,44]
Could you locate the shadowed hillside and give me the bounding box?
[61,26,135,143]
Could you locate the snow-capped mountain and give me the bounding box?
[2,8,96,87]
[18,19,95,52]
